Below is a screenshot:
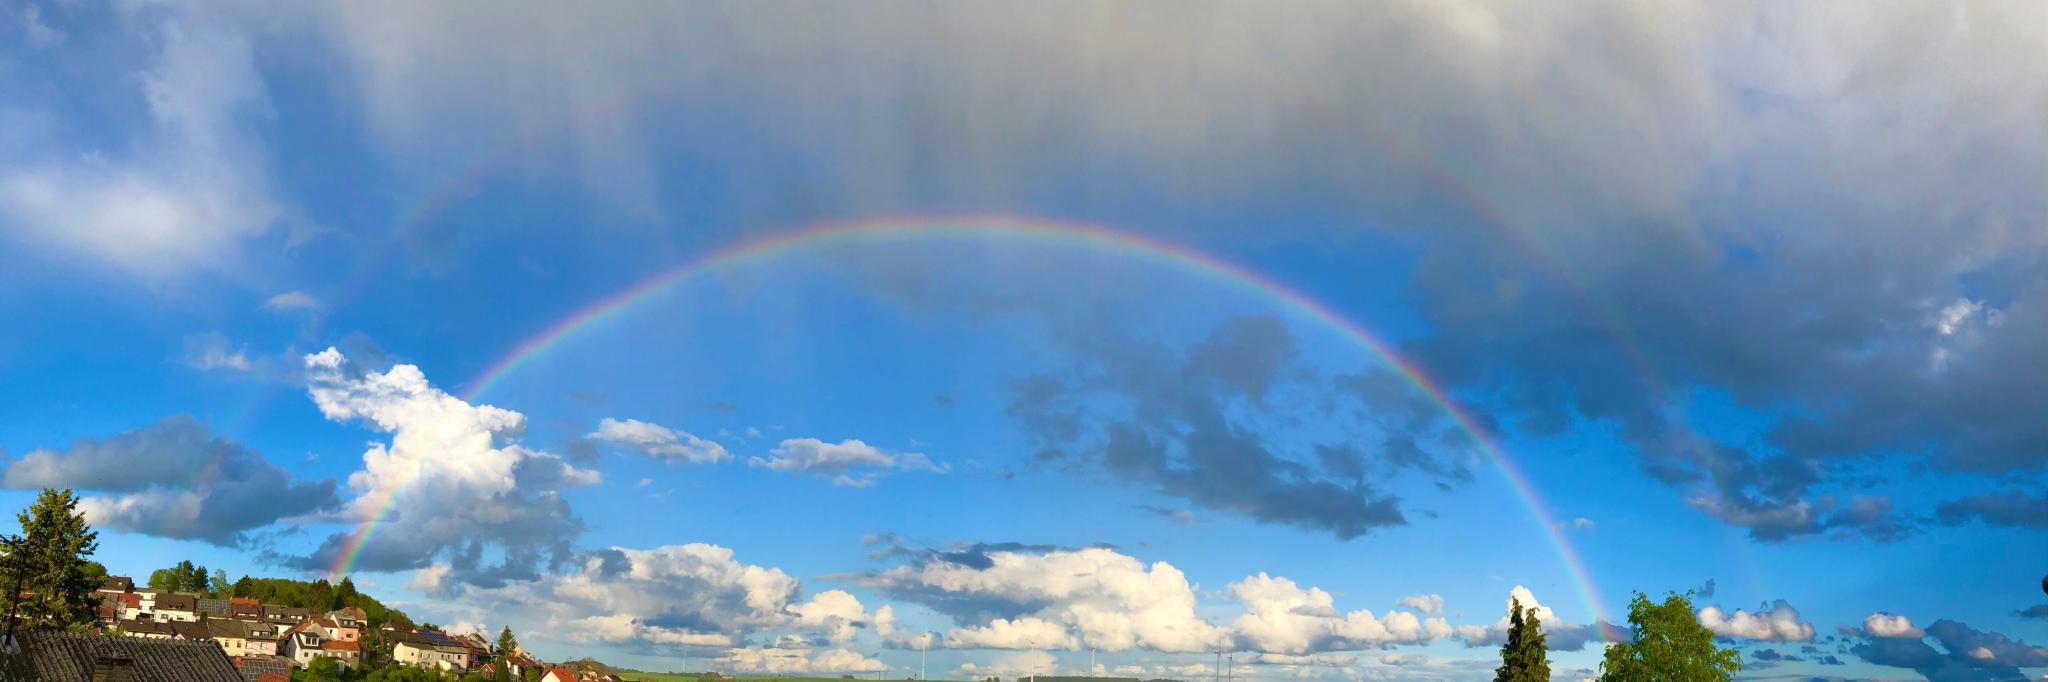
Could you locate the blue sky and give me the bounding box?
[2,2,2045,680]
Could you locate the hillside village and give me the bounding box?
[93,573,618,682]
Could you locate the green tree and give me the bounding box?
[309,578,334,612]
[1494,597,1550,682]
[209,568,229,597]
[1598,591,1742,682]
[3,488,102,631]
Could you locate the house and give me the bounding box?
[324,607,366,630]
[110,593,145,621]
[539,668,580,682]
[494,653,546,679]
[317,639,360,669]
[228,598,262,620]
[0,631,243,681]
[130,588,160,612]
[97,576,134,596]
[204,619,271,658]
[391,631,474,671]
[167,621,211,641]
[117,619,175,640]
[196,598,231,619]
[309,616,359,643]
[260,606,308,622]
[232,654,291,682]
[150,594,198,623]
[242,630,281,658]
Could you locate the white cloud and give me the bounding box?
[714,646,889,674]
[590,417,730,464]
[871,546,1226,653]
[0,7,278,275]
[21,4,64,47]
[1696,600,1814,642]
[182,332,251,371]
[262,290,320,313]
[788,590,873,643]
[750,438,945,487]
[1862,612,1923,639]
[1569,517,1596,532]
[944,617,1079,650]
[953,651,1058,678]
[297,348,599,583]
[1453,586,1606,651]
[1398,594,1444,616]
[1229,573,1450,654]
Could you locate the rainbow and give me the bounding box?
[324,215,1613,633]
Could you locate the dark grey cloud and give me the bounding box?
[1850,619,2048,682]
[1004,315,1467,540]
[2018,605,2048,620]
[0,416,339,546]
[1936,491,2048,529]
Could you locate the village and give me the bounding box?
[91,574,619,682]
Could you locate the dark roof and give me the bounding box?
[154,594,197,612]
[0,631,242,682]
[99,577,133,592]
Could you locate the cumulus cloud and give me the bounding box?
[0,4,278,275]
[1397,594,1444,616]
[1453,586,1608,652]
[788,590,878,644]
[868,544,1227,653]
[953,650,1058,678]
[0,415,337,546]
[289,348,599,585]
[1696,600,1814,642]
[443,543,794,647]
[421,542,894,656]
[590,417,730,464]
[944,617,1078,651]
[1851,619,2048,681]
[1862,612,1923,639]
[714,646,889,674]
[749,438,944,487]
[1229,573,1450,653]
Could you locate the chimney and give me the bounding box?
[91,656,135,682]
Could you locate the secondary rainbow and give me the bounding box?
[326,215,1613,631]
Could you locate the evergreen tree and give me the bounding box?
[1494,597,1550,682]
[233,575,255,598]
[496,625,519,654]
[1599,591,1742,682]
[3,488,102,631]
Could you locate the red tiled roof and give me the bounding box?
[324,640,360,652]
